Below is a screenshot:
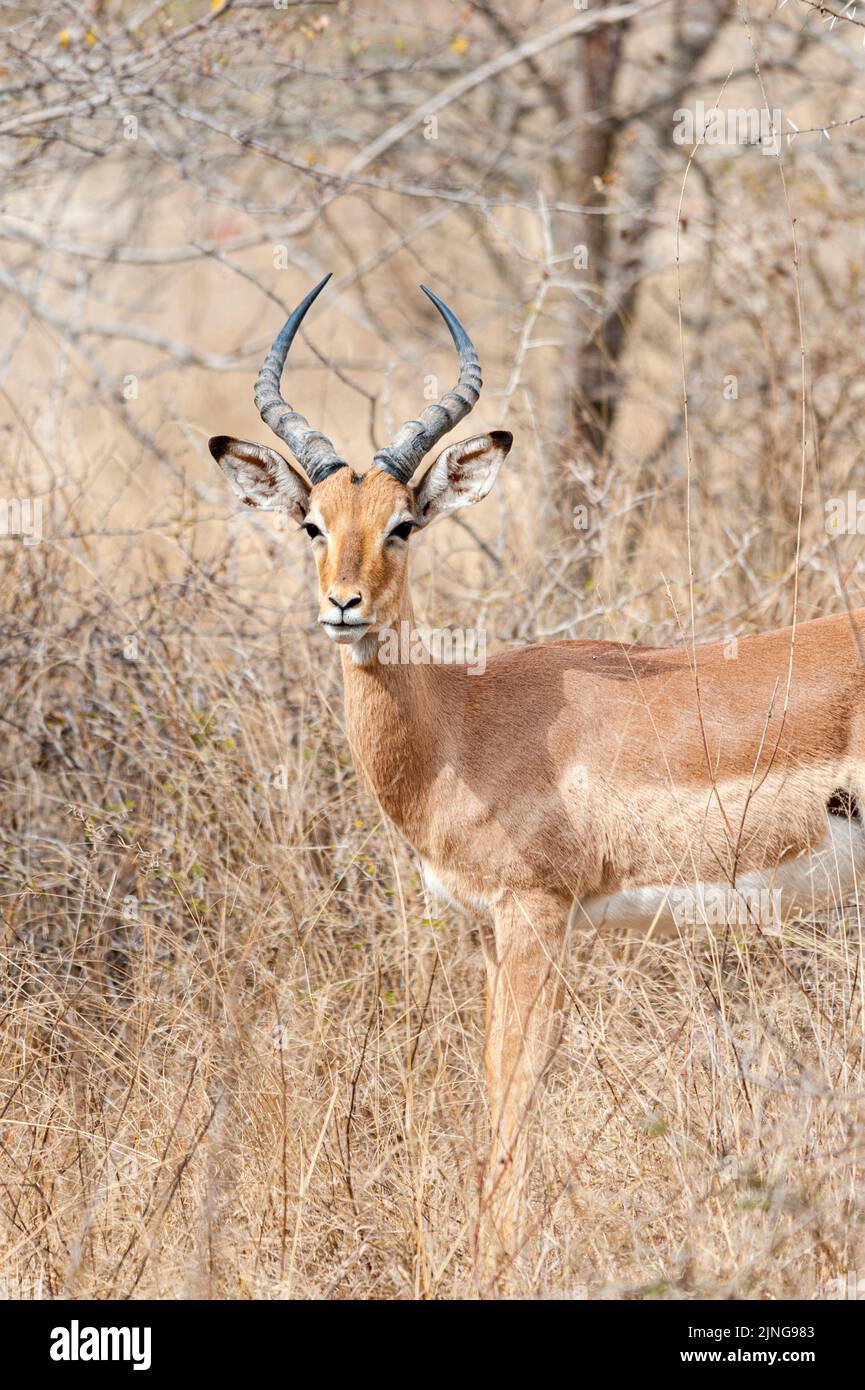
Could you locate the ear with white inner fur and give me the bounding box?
[208,436,310,522]
[411,431,512,528]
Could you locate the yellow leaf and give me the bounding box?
[57,29,71,45]
[451,35,469,55]
[84,28,97,45]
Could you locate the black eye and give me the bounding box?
[302,523,323,540]
[387,521,414,542]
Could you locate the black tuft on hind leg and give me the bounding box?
[827,787,861,820]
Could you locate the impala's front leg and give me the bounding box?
[482,892,568,1266]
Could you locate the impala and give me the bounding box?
[210,275,865,1249]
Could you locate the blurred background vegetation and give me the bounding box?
[1,0,864,1299]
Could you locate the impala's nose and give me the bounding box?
[328,593,362,615]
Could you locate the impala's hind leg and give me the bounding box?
[481,892,568,1275]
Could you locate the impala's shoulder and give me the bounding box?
[469,609,865,688]
[474,638,686,684]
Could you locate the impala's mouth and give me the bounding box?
[319,617,373,645]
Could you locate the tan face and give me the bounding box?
[210,430,513,651]
[302,468,415,645]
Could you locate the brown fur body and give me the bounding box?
[344,606,865,917]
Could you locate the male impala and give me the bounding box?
[210,275,865,1249]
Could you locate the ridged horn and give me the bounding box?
[372,285,482,483]
[254,273,347,485]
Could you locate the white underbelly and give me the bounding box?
[575,813,865,936]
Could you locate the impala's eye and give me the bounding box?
[387,521,414,543]
[302,523,323,540]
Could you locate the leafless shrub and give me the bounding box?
[1,0,864,1298]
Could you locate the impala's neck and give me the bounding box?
[339,591,445,844]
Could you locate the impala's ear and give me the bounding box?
[209,436,310,521]
[412,431,512,528]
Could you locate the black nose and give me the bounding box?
[328,594,362,613]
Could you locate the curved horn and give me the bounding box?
[372,285,482,484]
[254,273,347,485]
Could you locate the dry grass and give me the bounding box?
[1,476,863,1301]
[3,0,865,1303]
